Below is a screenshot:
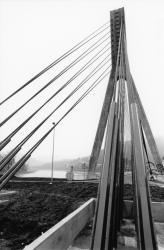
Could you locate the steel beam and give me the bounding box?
[88,71,115,174]
[130,76,163,168]
[103,116,119,250]
[122,17,162,170]
[130,103,157,250]
[91,102,116,250]
[110,8,125,69]
[88,8,125,175]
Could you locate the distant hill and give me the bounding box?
[28,149,105,172]
[27,141,130,172]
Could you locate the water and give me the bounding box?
[18,170,88,180]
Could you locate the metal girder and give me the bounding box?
[91,81,125,250]
[91,102,117,250]
[88,8,125,175]
[130,103,157,250]
[90,7,159,250]
[88,71,115,174]
[130,76,163,168]
[110,8,125,70]
[121,6,162,170]
[103,116,119,250]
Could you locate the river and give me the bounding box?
[17,169,89,180]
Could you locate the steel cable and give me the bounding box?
[0,33,110,127]
[0,44,111,150]
[0,68,110,188]
[0,21,110,106]
[0,57,111,170]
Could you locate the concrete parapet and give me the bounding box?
[123,200,164,222]
[24,198,95,250]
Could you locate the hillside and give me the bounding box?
[28,149,105,172]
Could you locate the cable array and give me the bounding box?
[0,68,110,189]
[0,21,111,188]
[0,21,110,106]
[0,44,111,150]
[0,32,110,127]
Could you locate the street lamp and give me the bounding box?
[50,122,55,184]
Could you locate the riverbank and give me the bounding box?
[0,179,164,249]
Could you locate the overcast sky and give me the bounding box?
[0,0,164,163]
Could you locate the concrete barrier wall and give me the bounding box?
[24,198,95,250]
[24,198,164,250]
[123,200,164,222]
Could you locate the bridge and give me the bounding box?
[0,7,164,250]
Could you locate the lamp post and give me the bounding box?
[50,122,55,184]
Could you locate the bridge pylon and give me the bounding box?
[88,7,163,176]
[90,7,160,250]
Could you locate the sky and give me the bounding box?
[0,0,164,164]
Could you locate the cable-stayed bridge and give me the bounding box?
[0,7,164,250]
